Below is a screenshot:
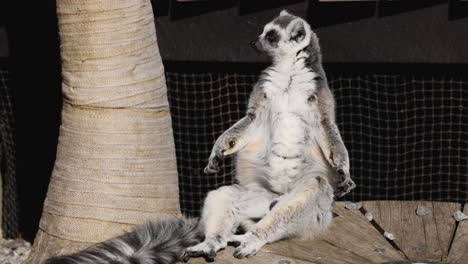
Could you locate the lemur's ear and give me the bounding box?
[280,10,290,16]
[290,21,305,42]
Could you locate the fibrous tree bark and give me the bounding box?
[26,0,180,262]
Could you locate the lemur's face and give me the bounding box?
[251,10,312,59]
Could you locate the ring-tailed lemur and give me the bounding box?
[45,10,355,264]
[182,10,355,261]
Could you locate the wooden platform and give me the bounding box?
[189,201,467,264]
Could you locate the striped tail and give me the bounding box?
[45,218,201,264]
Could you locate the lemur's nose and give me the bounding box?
[250,37,259,45]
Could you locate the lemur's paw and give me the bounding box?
[204,153,222,174]
[335,170,356,197]
[182,242,218,262]
[230,233,265,259]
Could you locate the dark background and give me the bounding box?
[156,1,468,63]
[1,0,468,241]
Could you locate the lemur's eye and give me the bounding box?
[228,140,236,149]
[313,76,323,81]
[308,94,317,103]
[265,30,279,43]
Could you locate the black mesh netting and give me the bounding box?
[165,70,468,217]
[0,68,18,238]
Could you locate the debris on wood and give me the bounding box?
[373,247,386,253]
[453,210,468,222]
[415,206,432,216]
[344,202,362,210]
[384,231,395,241]
[365,212,373,221]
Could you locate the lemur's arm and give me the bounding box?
[204,84,265,174]
[301,37,355,195]
[316,77,356,196]
[204,115,255,173]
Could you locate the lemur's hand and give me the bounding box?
[330,146,355,197]
[204,136,237,174]
[204,152,222,174]
[335,168,355,197]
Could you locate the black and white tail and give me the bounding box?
[45,218,201,264]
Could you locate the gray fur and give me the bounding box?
[273,10,295,28]
[45,218,201,264]
[301,32,354,194]
[273,14,295,28]
[186,10,355,261]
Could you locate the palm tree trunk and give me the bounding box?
[0,169,2,238]
[26,0,180,262]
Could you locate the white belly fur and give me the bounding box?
[236,115,332,194]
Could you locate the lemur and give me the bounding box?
[45,10,354,264]
[182,9,355,260]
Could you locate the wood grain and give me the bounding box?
[264,239,374,264]
[363,201,459,262]
[320,202,405,263]
[448,204,468,264]
[189,246,316,264]
[189,202,404,264]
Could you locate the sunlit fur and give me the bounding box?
[254,10,315,63]
[186,10,354,260]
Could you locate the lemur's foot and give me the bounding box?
[335,169,356,197]
[229,233,265,259]
[182,239,225,262]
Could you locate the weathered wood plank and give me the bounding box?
[188,239,371,264]
[186,237,372,264]
[363,201,460,262]
[448,204,468,264]
[189,202,403,264]
[189,246,316,264]
[432,202,461,260]
[264,239,375,264]
[320,202,405,263]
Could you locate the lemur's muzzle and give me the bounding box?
[250,38,264,53]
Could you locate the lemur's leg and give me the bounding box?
[230,176,334,259]
[316,80,355,197]
[204,114,255,174]
[183,185,276,261]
